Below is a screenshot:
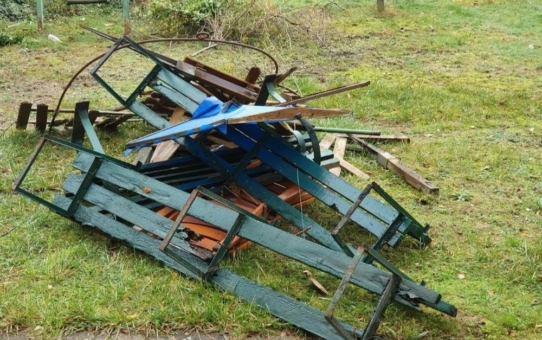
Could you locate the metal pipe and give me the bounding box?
[36,0,44,31]
[123,0,130,35]
[311,127,381,135]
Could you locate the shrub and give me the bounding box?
[0,0,32,20]
[0,32,24,47]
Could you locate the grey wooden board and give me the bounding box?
[129,101,171,130]
[151,83,199,114]
[52,195,365,340]
[71,152,443,307]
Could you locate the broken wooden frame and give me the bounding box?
[14,134,456,339]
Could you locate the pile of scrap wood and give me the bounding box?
[13,32,455,339]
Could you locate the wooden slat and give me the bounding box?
[338,158,370,180]
[332,136,370,180]
[233,125,409,237]
[52,195,366,339]
[319,134,340,176]
[319,134,336,151]
[150,109,187,163]
[132,147,153,165]
[69,153,444,308]
[352,138,439,194]
[333,137,347,159]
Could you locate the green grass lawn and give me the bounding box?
[1,0,541,339]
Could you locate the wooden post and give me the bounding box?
[123,0,131,35]
[35,104,48,132]
[36,0,44,30]
[16,102,32,130]
[377,0,385,13]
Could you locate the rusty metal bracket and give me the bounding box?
[324,246,365,340]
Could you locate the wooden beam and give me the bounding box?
[35,104,48,132]
[227,107,351,125]
[16,102,32,130]
[351,137,439,194]
[338,158,370,180]
[150,108,187,163]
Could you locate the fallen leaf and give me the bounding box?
[303,270,329,295]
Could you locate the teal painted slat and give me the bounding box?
[224,126,396,244]
[128,101,171,130]
[156,69,207,104]
[150,83,199,114]
[71,153,445,308]
[62,175,194,255]
[52,195,365,339]
[236,124,423,240]
[181,135,344,252]
[239,124,400,224]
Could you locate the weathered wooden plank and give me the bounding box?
[387,158,439,194]
[319,134,337,150]
[132,147,153,165]
[62,175,193,254]
[150,83,199,114]
[176,61,258,102]
[319,134,340,176]
[150,141,180,163]
[156,68,208,104]
[338,158,371,180]
[52,195,364,339]
[351,137,439,194]
[333,137,347,159]
[16,102,32,130]
[71,152,444,308]
[128,101,171,130]
[149,109,187,163]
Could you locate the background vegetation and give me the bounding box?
[0,0,541,339]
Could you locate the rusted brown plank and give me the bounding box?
[35,104,48,132]
[274,81,370,107]
[16,102,32,130]
[177,60,259,102]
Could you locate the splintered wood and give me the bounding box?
[320,133,438,194]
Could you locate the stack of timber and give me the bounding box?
[13,34,455,339]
